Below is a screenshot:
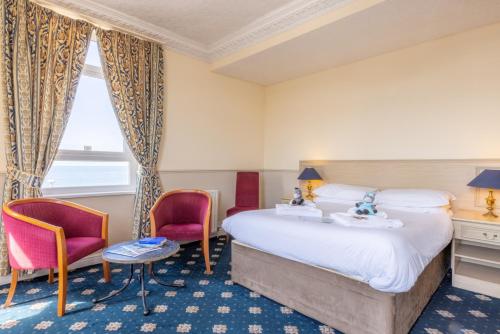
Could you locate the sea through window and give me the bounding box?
[43,38,137,197]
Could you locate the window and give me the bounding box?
[43,39,137,197]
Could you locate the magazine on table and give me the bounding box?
[107,237,169,257]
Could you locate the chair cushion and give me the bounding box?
[226,206,258,217]
[66,237,105,265]
[157,224,203,241]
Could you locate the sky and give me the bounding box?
[59,41,124,152]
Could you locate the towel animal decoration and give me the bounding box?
[290,187,305,206]
[355,191,378,215]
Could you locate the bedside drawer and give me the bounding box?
[458,223,500,244]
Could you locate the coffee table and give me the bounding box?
[93,240,185,315]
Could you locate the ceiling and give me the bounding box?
[214,0,500,84]
[43,0,500,85]
[95,0,294,45]
[43,0,351,60]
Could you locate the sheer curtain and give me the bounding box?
[0,0,93,275]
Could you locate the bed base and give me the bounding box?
[231,241,449,334]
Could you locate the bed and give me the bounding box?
[222,159,500,334]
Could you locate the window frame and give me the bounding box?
[42,39,137,198]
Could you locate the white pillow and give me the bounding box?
[375,189,456,208]
[314,197,358,206]
[377,204,452,214]
[313,183,377,201]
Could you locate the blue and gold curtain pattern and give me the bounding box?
[97,29,164,239]
[0,0,92,275]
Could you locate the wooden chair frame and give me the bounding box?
[2,198,110,317]
[150,189,212,274]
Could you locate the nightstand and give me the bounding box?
[452,210,500,298]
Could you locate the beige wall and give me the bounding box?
[160,51,264,170]
[261,170,297,208]
[263,22,500,170]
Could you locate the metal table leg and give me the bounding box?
[92,260,184,316]
[93,264,134,303]
[139,264,150,315]
[150,262,186,288]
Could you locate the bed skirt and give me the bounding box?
[231,240,449,334]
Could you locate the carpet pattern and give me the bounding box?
[0,236,498,333]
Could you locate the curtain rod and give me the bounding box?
[31,0,165,45]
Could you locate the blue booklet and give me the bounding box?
[137,237,167,247]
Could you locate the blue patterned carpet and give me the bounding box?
[0,236,498,333]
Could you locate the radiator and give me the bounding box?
[205,189,220,234]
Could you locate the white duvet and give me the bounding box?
[222,203,453,293]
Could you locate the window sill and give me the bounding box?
[42,190,136,199]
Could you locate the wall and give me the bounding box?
[262,22,500,205]
[263,22,500,170]
[161,51,264,170]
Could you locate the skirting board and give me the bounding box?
[231,240,449,334]
[0,252,103,286]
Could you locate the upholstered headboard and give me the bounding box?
[299,159,500,211]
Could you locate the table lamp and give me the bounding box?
[467,169,500,218]
[298,167,322,200]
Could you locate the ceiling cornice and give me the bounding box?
[40,0,355,63]
[208,0,350,60]
[38,0,210,60]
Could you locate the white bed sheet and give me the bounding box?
[222,202,453,293]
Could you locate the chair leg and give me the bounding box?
[3,269,18,308]
[57,266,67,317]
[48,269,54,284]
[202,240,211,274]
[102,261,111,283]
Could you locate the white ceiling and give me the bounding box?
[215,0,500,84]
[95,0,294,45]
[45,0,349,60]
[44,0,500,85]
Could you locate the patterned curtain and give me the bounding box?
[0,0,93,275]
[96,29,164,239]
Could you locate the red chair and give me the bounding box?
[2,198,110,316]
[150,190,212,274]
[226,171,260,217]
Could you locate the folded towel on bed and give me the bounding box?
[329,212,404,228]
[347,207,388,218]
[275,204,323,217]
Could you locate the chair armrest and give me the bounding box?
[2,207,64,270]
[150,193,169,237]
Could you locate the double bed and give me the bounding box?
[223,203,453,294]
[222,159,500,334]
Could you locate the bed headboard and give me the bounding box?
[299,159,500,211]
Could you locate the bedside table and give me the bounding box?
[452,210,500,298]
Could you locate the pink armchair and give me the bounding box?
[150,190,212,274]
[226,171,260,217]
[2,198,110,316]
